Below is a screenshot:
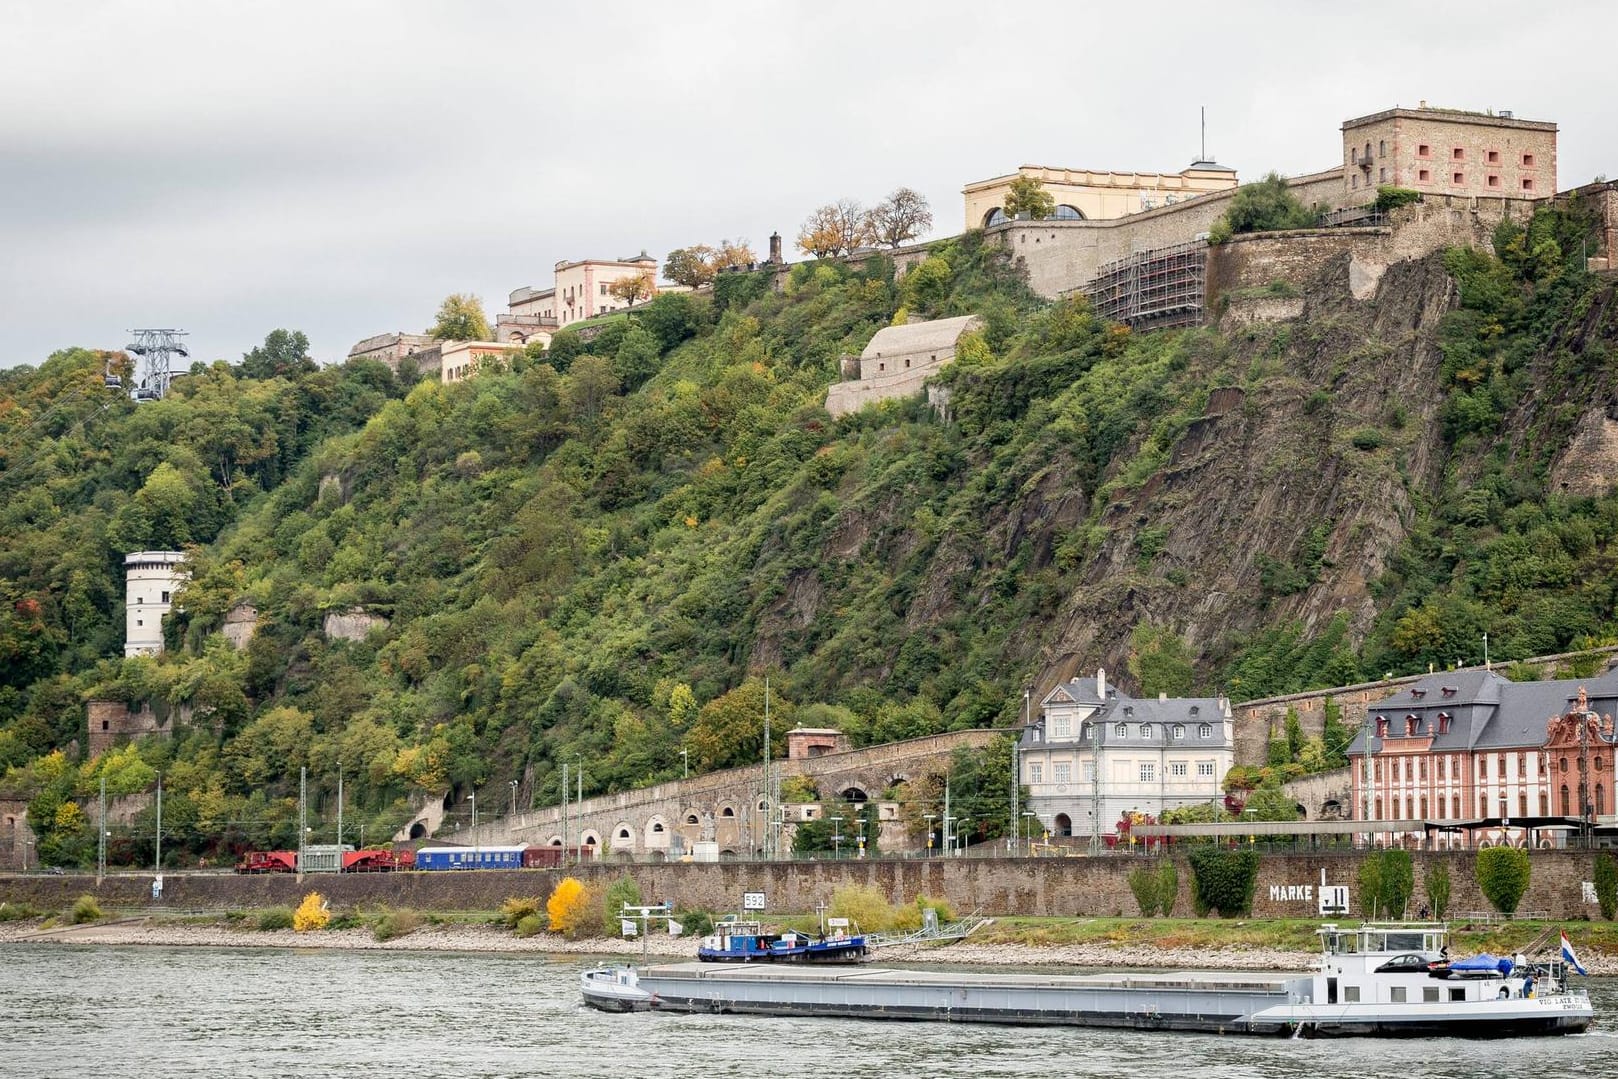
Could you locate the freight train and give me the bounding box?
[234,843,584,874]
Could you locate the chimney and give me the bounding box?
[769,231,782,264]
[1096,667,1106,699]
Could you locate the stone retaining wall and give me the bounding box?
[2,849,1601,920]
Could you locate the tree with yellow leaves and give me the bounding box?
[293,891,331,932]
[546,876,596,939]
[797,199,873,258]
[607,272,655,309]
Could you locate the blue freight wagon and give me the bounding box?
[415,845,529,870]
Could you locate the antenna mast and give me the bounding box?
[1200,105,1206,161]
[125,329,190,401]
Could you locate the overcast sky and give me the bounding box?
[3,0,1614,370]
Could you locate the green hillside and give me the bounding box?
[3,206,1616,867]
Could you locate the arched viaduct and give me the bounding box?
[451,729,1001,859]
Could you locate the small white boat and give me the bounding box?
[580,966,653,1013]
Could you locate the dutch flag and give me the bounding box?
[1561,931,1588,976]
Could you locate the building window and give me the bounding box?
[1452,172,1465,185]
[1170,762,1188,778]
[1115,723,1128,738]
[1390,986,1407,1003]
[1378,139,1386,157]
[1029,762,1044,784]
[1452,147,1464,160]
[1079,723,1090,742]
[1521,178,1535,191]
[1345,986,1361,1003]
[1172,724,1185,739]
[599,283,607,295]
[1488,175,1500,187]
[1052,715,1070,738]
[1418,168,1431,182]
[1418,143,1431,157]
[1053,762,1071,784]
[1522,153,1535,167]
[1487,150,1500,163]
[1198,723,1212,739]
[1352,175,1358,190]
[161,591,171,603]
[136,619,143,626]
[1082,761,1096,781]
[1140,763,1156,782]
[1139,724,1153,739]
[1379,167,1387,182]
[1198,761,1215,777]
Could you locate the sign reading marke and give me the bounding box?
[1268,884,1315,903]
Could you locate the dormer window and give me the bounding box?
[1437,712,1452,734]
[1405,715,1420,736]
[1376,716,1390,738]
[1198,723,1212,739]
[1410,688,1425,699]
[1441,686,1457,698]
[1140,724,1153,739]
[1172,724,1186,739]
[1115,723,1128,738]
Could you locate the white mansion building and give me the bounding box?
[1019,669,1234,841]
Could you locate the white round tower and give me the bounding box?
[124,550,187,656]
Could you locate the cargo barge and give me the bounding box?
[582,922,1594,1037]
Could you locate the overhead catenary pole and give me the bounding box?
[97,775,107,884]
[155,772,163,875]
[298,766,307,881]
[1014,689,1028,854]
[763,676,773,860]
[561,761,569,868]
[336,760,344,851]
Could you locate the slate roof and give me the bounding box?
[1026,676,1230,750]
[1347,667,1618,755]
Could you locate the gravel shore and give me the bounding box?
[3,919,1611,974]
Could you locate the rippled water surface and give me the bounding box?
[1,945,1614,1078]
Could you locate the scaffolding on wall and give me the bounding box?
[1081,240,1207,332]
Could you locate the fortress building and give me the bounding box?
[501,252,661,341]
[1342,104,1557,203]
[124,550,186,656]
[963,162,1239,231]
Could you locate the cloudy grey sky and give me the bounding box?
[3,0,1614,370]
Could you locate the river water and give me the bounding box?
[2,945,1614,1078]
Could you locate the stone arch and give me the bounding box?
[718,804,736,819]
[545,835,562,846]
[682,810,701,826]
[1054,812,1072,837]
[984,207,1007,227]
[613,822,635,850]
[408,820,428,840]
[580,831,600,852]
[840,786,869,804]
[1054,204,1084,220]
[645,815,670,848]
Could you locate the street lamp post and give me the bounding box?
[509,779,519,818]
[924,813,936,858]
[1022,810,1036,854]
[680,749,689,779]
[468,794,477,864]
[831,816,843,860]
[855,816,866,859]
[957,818,970,856]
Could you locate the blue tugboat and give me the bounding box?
[696,918,868,964]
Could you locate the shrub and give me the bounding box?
[891,895,956,932]
[829,884,895,933]
[257,906,294,931]
[673,908,714,938]
[1476,846,1532,915]
[1424,861,1452,920]
[1349,428,1385,451]
[69,894,103,924]
[1187,847,1260,917]
[1157,860,1180,916]
[1594,853,1618,920]
[1358,849,1414,918]
[1129,864,1163,916]
[327,913,364,931]
[293,892,330,933]
[1373,186,1421,213]
[500,895,541,929]
[0,902,43,923]
[514,913,545,938]
[546,877,596,939]
[600,876,644,936]
[373,908,423,942]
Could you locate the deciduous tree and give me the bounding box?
[1001,175,1055,221]
[797,200,873,258]
[866,187,933,248]
[607,271,655,308]
[241,329,316,379]
[429,293,491,342]
[663,245,719,288]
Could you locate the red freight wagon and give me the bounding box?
[235,850,297,874]
[342,849,415,873]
